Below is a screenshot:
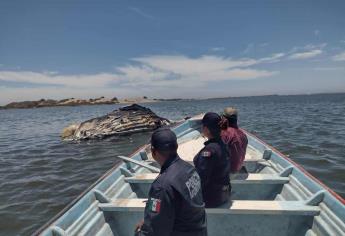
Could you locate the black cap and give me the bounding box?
[202,112,221,129]
[151,128,178,151]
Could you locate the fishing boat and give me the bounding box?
[36,114,345,236]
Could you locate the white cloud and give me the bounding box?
[304,43,327,50]
[0,55,278,91]
[259,42,269,47]
[207,68,277,80]
[3,41,344,104]
[132,55,259,75]
[114,55,278,87]
[259,53,285,63]
[288,49,322,60]
[116,65,168,82]
[128,7,155,20]
[0,53,283,104]
[243,43,254,54]
[210,47,226,52]
[313,67,345,71]
[0,71,120,88]
[332,51,345,61]
[289,43,327,54]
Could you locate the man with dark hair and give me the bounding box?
[135,128,207,236]
[221,107,248,173]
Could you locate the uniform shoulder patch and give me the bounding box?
[185,171,201,199]
[148,198,161,213]
[201,150,212,157]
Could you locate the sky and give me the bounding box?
[0,0,345,105]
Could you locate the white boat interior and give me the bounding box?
[38,116,345,236]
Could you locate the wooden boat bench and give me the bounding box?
[123,173,290,200]
[124,173,290,185]
[98,199,320,236]
[118,154,272,175]
[99,198,320,216]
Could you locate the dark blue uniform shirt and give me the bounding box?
[193,137,231,208]
[140,155,207,236]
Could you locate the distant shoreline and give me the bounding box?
[1,92,344,110]
[201,92,345,101]
[0,97,160,110]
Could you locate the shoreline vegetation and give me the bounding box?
[0,92,344,110]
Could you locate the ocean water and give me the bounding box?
[0,93,344,235]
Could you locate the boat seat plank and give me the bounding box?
[176,134,263,162]
[125,173,159,183]
[117,156,160,173]
[231,174,289,184]
[243,158,267,162]
[99,198,320,216]
[124,173,290,184]
[184,158,268,163]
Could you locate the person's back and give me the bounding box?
[136,128,207,236]
[193,112,231,208]
[144,156,206,235]
[221,107,248,173]
[194,137,230,207]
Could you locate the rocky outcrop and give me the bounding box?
[1,97,119,109]
[3,99,58,109]
[61,104,171,140]
[58,97,119,106]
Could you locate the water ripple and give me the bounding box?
[0,94,344,235]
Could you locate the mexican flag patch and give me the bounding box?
[148,198,161,213]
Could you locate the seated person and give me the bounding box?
[193,112,231,208]
[135,128,207,236]
[221,107,248,173]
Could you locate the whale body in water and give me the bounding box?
[61,104,171,140]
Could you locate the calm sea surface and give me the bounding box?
[0,93,344,235]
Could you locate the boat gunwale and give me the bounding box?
[243,130,345,205]
[33,119,187,235]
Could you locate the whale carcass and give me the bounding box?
[61,104,171,140]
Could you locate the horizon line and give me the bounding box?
[1,91,345,107]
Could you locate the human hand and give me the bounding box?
[135,219,144,233]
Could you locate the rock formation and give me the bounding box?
[61,104,171,140]
[1,97,119,109]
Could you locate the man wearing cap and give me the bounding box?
[221,107,248,173]
[135,128,207,236]
[193,112,231,208]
